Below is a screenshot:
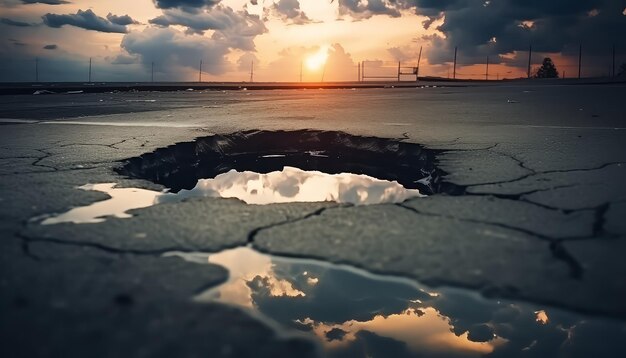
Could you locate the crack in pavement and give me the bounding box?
[31,149,57,171]
[246,205,347,245]
[394,202,586,279]
[592,203,610,236]
[465,161,626,189]
[17,205,347,261]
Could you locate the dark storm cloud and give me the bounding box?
[340,0,626,67]
[152,0,221,11]
[271,0,312,25]
[21,0,70,4]
[0,18,33,27]
[42,9,129,33]
[106,13,139,26]
[338,0,401,20]
[43,44,57,49]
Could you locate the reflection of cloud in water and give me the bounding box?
[298,308,506,356]
[42,168,422,224]
[165,166,423,205]
[170,246,626,358]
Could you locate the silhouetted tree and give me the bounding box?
[534,57,559,78]
[618,63,626,77]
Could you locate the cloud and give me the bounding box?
[336,0,626,71]
[418,0,626,66]
[148,5,266,51]
[121,26,230,76]
[106,13,139,26]
[43,44,57,50]
[387,46,412,62]
[337,0,402,20]
[271,0,312,25]
[237,52,258,72]
[0,18,33,27]
[21,0,70,4]
[152,0,221,11]
[42,9,130,33]
[9,38,27,46]
[110,53,138,65]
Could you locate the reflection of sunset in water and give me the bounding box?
[166,246,625,358]
[299,308,507,356]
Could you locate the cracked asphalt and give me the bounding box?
[1,83,625,357]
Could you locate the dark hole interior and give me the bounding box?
[115,130,464,196]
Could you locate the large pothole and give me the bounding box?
[115,129,464,196]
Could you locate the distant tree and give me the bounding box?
[534,57,559,78]
[618,63,626,77]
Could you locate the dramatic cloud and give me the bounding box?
[336,0,626,68]
[271,0,312,25]
[0,18,33,27]
[152,0,221,11]
[338,0,401,20]
[121,27,230,76]
[106,13,139,26]
[42,9,130,33]
[43,44,57,49]
[149,5,266,50]
[416,0,626,65]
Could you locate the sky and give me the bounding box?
[0,0,625,82]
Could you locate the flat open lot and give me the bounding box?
[1,82,625,357]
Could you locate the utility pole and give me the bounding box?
[357,62,360,82]
[397,61,401,82]
[527,45,532,78]
[612,44,616,78]
[321,63,326,82]
[250,61,254,83]
[199,60,202,82]
[453,46,457,79]
[486,56,489,80]
[88,57,92,83]
[151,61,154,82]
[300,61,303,82]
[416,46,422,80]
[361,61,365,81]
[578,44,582,79]
[35,57,39,82]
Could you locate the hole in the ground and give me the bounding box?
[167,246,626,358]
[41,130,463,224]
[115,130,464,196]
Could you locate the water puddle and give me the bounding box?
[167,246,626,358]
[41,167,422,224]
[116,130,461,196]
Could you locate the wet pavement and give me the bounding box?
[1,82,626,357]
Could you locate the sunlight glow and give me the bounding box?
[305,46,329,71]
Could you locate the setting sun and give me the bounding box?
[305,46,329,71]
